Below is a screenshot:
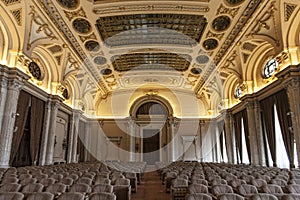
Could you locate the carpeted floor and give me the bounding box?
[132,167,170,200]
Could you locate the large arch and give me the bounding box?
[129,95,174,118]
[0,5,20,66]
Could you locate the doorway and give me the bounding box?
[143,129,160,165]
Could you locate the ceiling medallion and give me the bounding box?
[191,68,202,75]
[101,68,112,75]
[196,55,210,64]
[72,18,92,34]
[28,61,43,80]
[225,0,245,6]
[203,38,218,50]
[94,56,107,65]
[85,40,100,52]
[212,15,231,31]
[56,0,79,9]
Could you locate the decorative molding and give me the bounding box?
[79,33,97,43]
[27,6,57,50]
[205,30,225,41]
[93,4,209,15]
[246,1,280,49]
[195,0,262,94]
[37,0,109,96]
[1,0,20,6]
[284,3,297,22]
[64,6,86,21]
[10,8,22,26]
[216,3,240,18]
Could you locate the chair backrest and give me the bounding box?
[25,192,54,200]
[286,184,300,194]
[261,184,283,194]
[237,184,258,195]
[191,179,208,186]
[90,192,117,200]
[0,183,21,192]
[45,183,67,194]
[77,177,93,185]
[230,179,247,188]
[251,179,268,188]
[0,192,24,200]
[212,185,233,196]
[271,179,287,187]
[186,193,212,200]
[20,178,37,185]
[172,178,188,187]
[218,193,245,200]
[92,184,114,193]
[21,183,44,192]
[39,178,56,187]
[188,184,209,194]
[114,178,130,186]
[60,177,74,186]
[1,177,18,184]
[95,177,111,185]
[57,192,85,200]
[281,194,300,200]
[249,194,278,200]
[69,183,92,193]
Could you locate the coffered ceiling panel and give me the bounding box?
[96,13,207,46]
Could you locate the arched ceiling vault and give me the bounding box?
[0,0,298,117]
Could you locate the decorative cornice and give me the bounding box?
[36,0,109,95]
[93,3,209,15]
[195,0,263,94]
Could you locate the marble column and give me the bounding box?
[38,100,52,165]
[168,117,177,162]
[0,72,28,168]
[286,78,300,167]
[199,120,206,162]
[127,118,136,161]
[224,112,235,164]
[45,96,61,165]
[70,110,82,163]
[245,99,263,166]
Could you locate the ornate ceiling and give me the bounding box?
[34,0,263,97]
[2,0,297,117]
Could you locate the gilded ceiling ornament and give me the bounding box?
[203,39,219,50]
[64,7,86,21]
[28,61,43,81]
[85,40,100,52]
[1,0,20,6]
[10,8,22,26]
[284,3,297,21]
[217,3,240,18]
[196,55,210,64]
[27,6,57,50]
[72,18,92,34]
[225,0,245,6]
[96,13,207,47]
[94,56,107,65]
[56,0,79,10]
[212,15,231,32]
[101,68,112,76]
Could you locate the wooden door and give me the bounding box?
[143,129,160,165]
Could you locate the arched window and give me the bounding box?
[262,58,278,78]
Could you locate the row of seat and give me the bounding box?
[156,162,300,200]
[0,161,146,200]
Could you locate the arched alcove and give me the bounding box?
[129,95,174,164]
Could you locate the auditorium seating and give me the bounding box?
[157,161,300,200]
[0,161,146,200]
[1,161,300,199]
